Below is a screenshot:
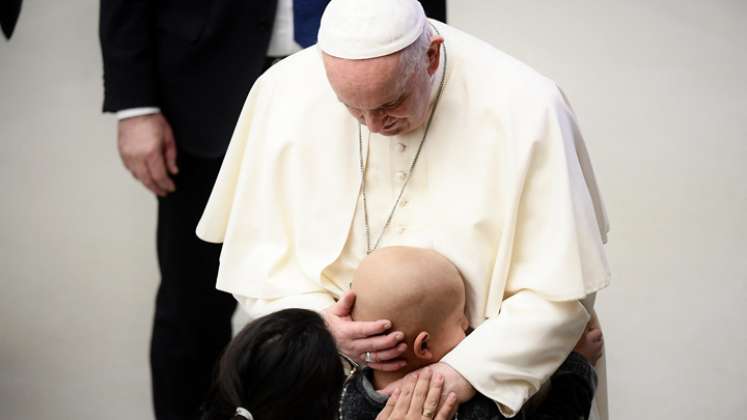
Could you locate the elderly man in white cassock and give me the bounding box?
[197,0,611,418]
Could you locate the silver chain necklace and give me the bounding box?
[357,40,447,255]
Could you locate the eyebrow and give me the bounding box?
[379,94,407,109]
[344,92,407,111]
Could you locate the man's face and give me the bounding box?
[322,39,440,136]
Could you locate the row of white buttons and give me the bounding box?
[395,142,410,234]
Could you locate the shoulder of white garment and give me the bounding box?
[195,45,359,300]
[241,48,343,129]
[430,21,567,118]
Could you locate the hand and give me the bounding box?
[117,113,178,196]
[322,291,407,371]
[574,322,604,365]
[375,368,458,420]
[380,363,475,408]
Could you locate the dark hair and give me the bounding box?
[201,309,344,420]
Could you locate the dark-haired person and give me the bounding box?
[201,308,344,420]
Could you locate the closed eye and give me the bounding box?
[379,94,407,111]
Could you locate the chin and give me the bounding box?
[381,122,407,136]
[386,121,420,136]
[381,128,403,136]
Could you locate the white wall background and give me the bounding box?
[1,1,745,419]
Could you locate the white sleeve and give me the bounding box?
[441,291,590,417]
[116,107,160,120]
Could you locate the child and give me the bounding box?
[200,308,345,420]
[341,246,601,420]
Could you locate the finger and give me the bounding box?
[119,143,140,178]
[360,350,377,365]
[376,388,400,420]
[378,379,399,396]
[364,342,407,369]
[378,370,417,395]
[146,151,176,193]
[331,290,356,317]
[407,368,432,417]
[132,159,164,196]
[433,392,457,420]
[119,151,133,172]
[163,125,179,175]
[393,375,418,417]
[376,342,408,362]
[117,128,134,169]
[422,372,444,419]
[348,320,395,340]
[368,359,408,372]
[353,331,405,354]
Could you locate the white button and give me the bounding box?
[397,143,407,152]
[398,226,407,234]
[396,171,408,181]
[399,199,408,208]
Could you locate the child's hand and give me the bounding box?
[573,323,604,365]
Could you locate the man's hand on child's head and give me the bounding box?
[573,323,604,365]
[322,290,408,370]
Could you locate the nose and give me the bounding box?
[361,110,387,133]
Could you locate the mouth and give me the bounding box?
[381,127,402,136]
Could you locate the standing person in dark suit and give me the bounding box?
[99,1,446,420]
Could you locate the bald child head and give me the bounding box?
[351,246,469,368]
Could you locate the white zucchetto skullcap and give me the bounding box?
[318,0,427,60]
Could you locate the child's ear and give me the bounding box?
[413,331,433,360]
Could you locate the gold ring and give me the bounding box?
[422,408,434,418]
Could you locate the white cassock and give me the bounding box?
[197,20,611,419]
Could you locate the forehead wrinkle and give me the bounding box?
[324,52,405,110]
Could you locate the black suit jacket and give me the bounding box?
[100,0,447,158]
[1,0,22,39]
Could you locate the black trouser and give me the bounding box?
[151,149,236,420]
